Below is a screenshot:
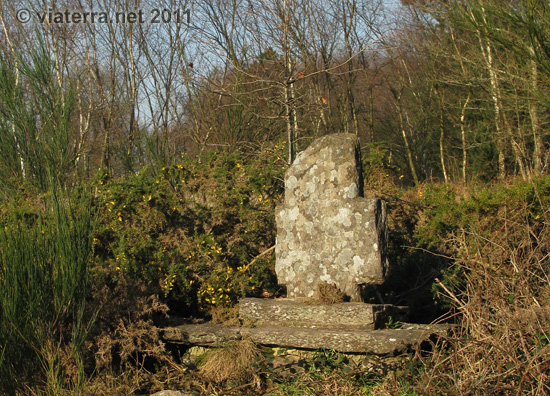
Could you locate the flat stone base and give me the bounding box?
[239,298,407,330]
[162,323,449,354]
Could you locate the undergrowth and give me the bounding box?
[414,177,550,395]
[2,155,550,395]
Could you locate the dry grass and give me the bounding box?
[209,304,241,326]
[198,338,263,385]
[316,281,346,304]
[87,272,170,372]
[415,193,550,395]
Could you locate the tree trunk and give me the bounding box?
[475,3,527,180]
[394,89,419,186]
[460,91,471,184]
[283,0,296,164]
[528,46,543,176]
[435,87,448,183]
[0,12,25,179]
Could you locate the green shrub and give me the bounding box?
[92,147,285,316]
[0,192,96,395]
[0,36,77,196]
[417,177,550,295]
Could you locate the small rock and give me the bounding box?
[272,356,293,369]
[184,346,209,362]
[149,391,193,396]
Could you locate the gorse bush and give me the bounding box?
[0,192,96,395]
[93,147,285,316]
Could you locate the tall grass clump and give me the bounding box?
[0,192,96,394]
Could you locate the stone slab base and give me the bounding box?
[239,298,407,330]
[162,323,449,354]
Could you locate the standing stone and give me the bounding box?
[275,133,388,301]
